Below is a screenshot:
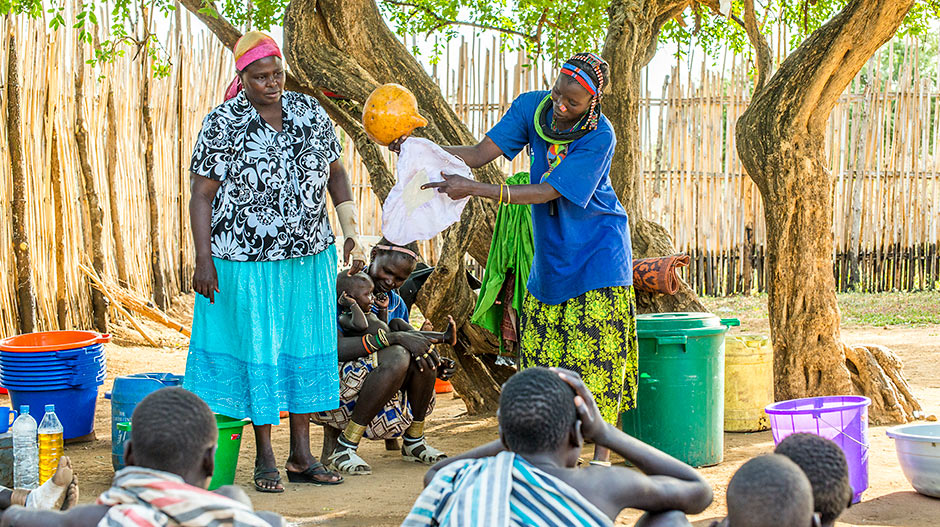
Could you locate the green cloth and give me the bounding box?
[470,172,534,353]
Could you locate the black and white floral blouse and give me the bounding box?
[190,91,342,262]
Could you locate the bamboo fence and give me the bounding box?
[1,17,938,337]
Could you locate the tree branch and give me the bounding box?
[380,0,538,42]
[741,0,771,95]
[177,0,241,49]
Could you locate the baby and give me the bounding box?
[337,270,458,348]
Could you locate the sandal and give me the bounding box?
[286,461,344,485]
[328,446,373,476]
[401,436,447,465]
[253,466,284,493]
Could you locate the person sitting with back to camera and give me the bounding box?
[403,367,712,527]
[710,454,821,527]
[0,387,283,527]
[774,433,853,527]
[337,269,459,348]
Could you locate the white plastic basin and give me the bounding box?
[886,423,940,498]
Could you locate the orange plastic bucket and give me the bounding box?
[435,378,453,394]
[0,331,111,353]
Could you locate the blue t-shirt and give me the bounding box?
[486,91,633,305]
[378,289,409,323]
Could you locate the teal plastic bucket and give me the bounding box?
[108,373,184,470]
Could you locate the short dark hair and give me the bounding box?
[499,368,577,455]
[337,270,373,297]
[726,454,814,527]
[130,387,217,475]
[775,434,852,525]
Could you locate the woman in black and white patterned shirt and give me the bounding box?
[184,31,363,493]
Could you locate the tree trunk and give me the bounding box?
[106,84,129,288]
[141,49,167,310]
[603,0,705,314]
[736,0,920,424]
[51,126,68,329]
[7,31,37,334]
[75,44,109,332]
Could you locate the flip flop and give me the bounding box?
[286,461,345,485]
[253,466,284,493]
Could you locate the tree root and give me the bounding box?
[844,343,922,425]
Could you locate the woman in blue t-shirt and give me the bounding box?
[414,52,636,465]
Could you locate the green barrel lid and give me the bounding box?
[637,312,721,331]
[636,312,740,334]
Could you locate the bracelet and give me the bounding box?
[377,329,390,348]
[363,335,377,355]
[372,334,384,350]
[498,184,504,205]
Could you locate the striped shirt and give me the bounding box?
[96,467,274,527]
[402,451,612,527]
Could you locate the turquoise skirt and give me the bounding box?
[184,247,339,425]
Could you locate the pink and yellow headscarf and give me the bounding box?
[224,31,283,101]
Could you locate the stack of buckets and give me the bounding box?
[0,331,109,440]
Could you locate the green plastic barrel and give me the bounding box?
[116,414,249,490]
[621,312,739,467]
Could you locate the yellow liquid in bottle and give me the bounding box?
[38,432,64,484]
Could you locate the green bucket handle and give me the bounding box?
[721,318,741,327]
[655,335,688,346]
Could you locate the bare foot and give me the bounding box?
[52,456,73,486]
[26,456,76,510]
[61,475,79,510]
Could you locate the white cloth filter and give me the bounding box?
[382,137,473,245]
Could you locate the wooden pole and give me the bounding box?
[141,7,167,310]
[7,27,38,334]
[105,80,129,287]
[51,124,68,329]
[74,25,109,332]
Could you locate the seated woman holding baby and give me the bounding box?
[312,241,457,476]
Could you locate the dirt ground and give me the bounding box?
[5,296,938,526]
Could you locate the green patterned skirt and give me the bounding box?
[519,286,638,424]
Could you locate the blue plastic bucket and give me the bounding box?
[0,366,105,379]
[0,332,108,441]
[8,385,99,439]
[1,363,104,379]
[0,343,105,361]
[1,380,104,391]
[109,373,184,470]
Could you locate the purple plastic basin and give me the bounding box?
[766,396,871,503]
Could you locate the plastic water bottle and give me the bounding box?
[38,405,64,485]
[12,405,38,490]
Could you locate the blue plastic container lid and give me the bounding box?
[19,405,28,414]
[3,380,104,391]
[45,404,55,412]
